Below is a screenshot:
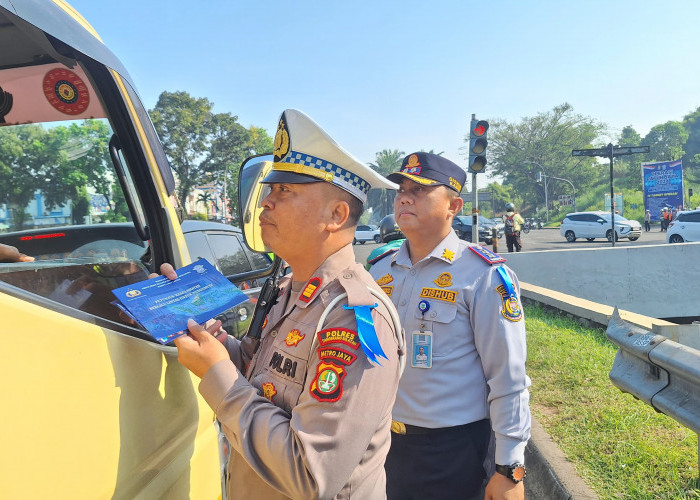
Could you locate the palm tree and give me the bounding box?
[368,149,405,219]
[197,191,218,219]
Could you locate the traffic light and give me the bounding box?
[468,118,489,173]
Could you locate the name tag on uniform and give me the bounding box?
[411,331,432,369]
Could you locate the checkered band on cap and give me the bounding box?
[282,150,371,201]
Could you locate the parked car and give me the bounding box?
[560,211,642,242]
[354,224,381,244]
[452,215,496,244]
[666,209,700,243]
[490,217,506,235]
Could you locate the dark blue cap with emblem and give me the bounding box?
[387,152,467,194]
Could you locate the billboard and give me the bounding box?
[642,160,683,221]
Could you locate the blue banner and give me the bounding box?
[642,160,684,221]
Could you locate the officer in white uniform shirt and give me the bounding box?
[369,152,531,500]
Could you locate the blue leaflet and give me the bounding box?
[343,303,388,365]
[112,259,248,344]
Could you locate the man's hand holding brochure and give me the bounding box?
[112,259,249,344]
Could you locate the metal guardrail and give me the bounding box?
[607,308,700,473]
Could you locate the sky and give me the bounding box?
[67,0,700,186]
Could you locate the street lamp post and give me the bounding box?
[546,174,577,213]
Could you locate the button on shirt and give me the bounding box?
[370,230,531,465]
[200,244,402,500]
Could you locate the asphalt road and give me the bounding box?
[353,224,669,263]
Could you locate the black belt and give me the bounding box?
[391,419,487,436]
[391,420,449,435]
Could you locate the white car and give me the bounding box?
[667,210,700,243]
[354,224,381,244]
[560,211,642,242]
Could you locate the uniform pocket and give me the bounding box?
[413,300,458,357]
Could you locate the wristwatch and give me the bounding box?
[495,463,527,483]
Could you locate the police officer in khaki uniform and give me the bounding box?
[172,109,404,500]
[370,152,531,500]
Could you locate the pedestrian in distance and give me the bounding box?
[162,109,404,500]
[503,203,525,252]
[644,209,651,232]
[369,152,531,500]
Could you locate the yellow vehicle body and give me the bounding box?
[0,1,223,498]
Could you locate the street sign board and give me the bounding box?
[572,145,650,157]
[461,191,492,203]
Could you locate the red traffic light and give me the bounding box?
[472,120,489,137]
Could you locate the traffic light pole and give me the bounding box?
[471,172,479,244]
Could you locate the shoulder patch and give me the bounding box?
[317,328,360,350]
[300,277,322,302]
[469,245,507,264]
[317,346,357,366]
[310,362,346,402]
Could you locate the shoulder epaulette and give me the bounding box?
[367,247,399,266]
[468,245,506,265]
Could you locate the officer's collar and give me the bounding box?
[290,243,357,309]
[393,230,460,267]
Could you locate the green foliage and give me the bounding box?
[641,121,688,165]
[526,304,699,499]
[367,149,404,222]
[485,103,606,214]
[149,91,251,210]
[0,120,113,230]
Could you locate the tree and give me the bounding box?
[682,107,700,180]
[641,121,688,164]
[149,91,252,209]
[223,125,274,223]
[196,191,218,219]
[615,126,643,189]
[368,149,404,220]
[485,103,605,214]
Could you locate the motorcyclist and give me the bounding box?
[366,214,405,269]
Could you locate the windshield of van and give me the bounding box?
[0,61,150,329]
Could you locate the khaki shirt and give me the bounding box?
[200,244,402,500]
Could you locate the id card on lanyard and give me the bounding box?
[411,330,432,369]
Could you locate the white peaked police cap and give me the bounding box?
[261,109,397,203]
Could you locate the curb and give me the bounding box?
[525,418,599,499]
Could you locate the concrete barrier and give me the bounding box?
[505,241,700,320]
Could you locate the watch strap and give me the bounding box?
[495,463,526,483]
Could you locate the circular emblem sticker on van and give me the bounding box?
[43,68,90,115]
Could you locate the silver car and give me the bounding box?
[560,211,642,242]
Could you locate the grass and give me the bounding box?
[525,304,700,499]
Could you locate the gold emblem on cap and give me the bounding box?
[433,272,453,287]
[406,154,421,168]
[273,117,290,161]
[449,177,462,192]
